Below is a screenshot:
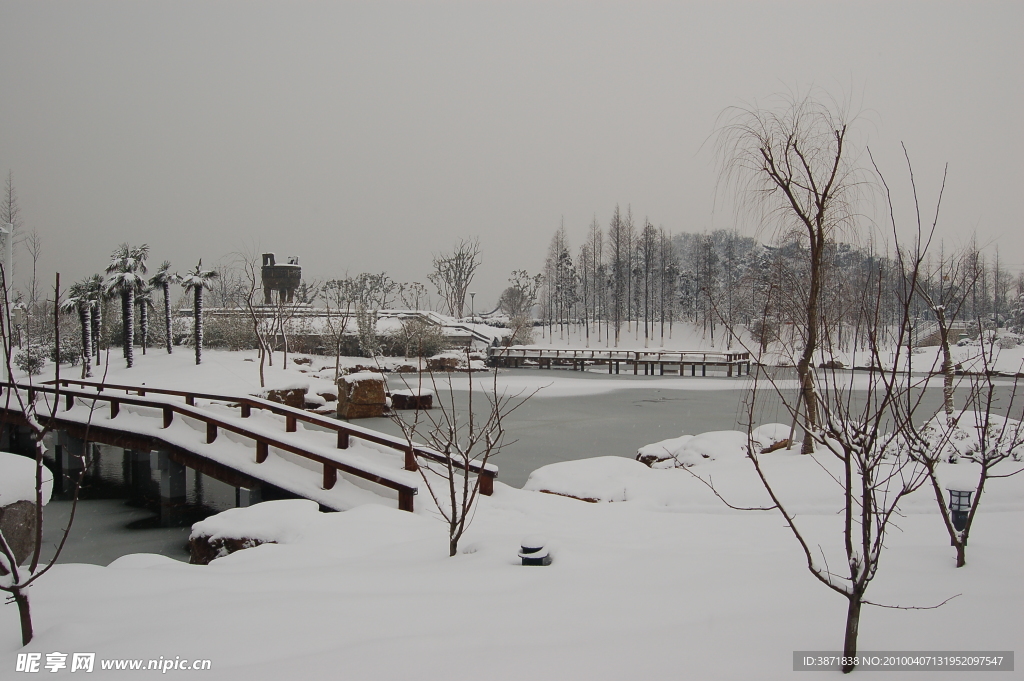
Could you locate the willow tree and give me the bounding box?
[717,91,866,453]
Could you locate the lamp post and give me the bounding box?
[947,485,974,533]
[469,292,476,322]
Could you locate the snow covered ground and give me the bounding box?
[2,345,1021,679]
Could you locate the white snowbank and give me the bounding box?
[190,499,322,545]
[0,452,52,507]
[341,371,385,384]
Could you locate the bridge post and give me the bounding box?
[55,431,87,495]
[152,450,186,526]
[235,486,262,507]
[126,449,153,504]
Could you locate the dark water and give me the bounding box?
[38,443,242,566]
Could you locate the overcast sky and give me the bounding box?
[1,1,1021,307]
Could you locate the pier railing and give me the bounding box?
[488,346,751,376]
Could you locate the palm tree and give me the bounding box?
[104,243,149,368]
[180,260,218,365]
[149,261,179,354]
[84,274,104,365]
[135,285,155,355]
[59,280,94,377]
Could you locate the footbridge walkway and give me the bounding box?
[488,346,752,377]
[0,379,496,514]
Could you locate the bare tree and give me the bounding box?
[398,281,430,310]
[916,245,977,423]
[428,238,481,318]
[390,355,535,556]
[0,273,102,645]
[498,270,542,346]
[690,147,959,673]
[238,250,274,386]
[321,277,358,381]
[25,230,42,318]
[607,205,628,346]
[717,91,867,453]
[638,219,657,347]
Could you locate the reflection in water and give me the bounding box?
[41,443,241,566]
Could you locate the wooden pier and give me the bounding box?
[488,346,751,377]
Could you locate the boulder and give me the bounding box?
[260,386,308,409]
[0,500,38,574]
[338,373,386,405]
[337,372,387,419]
[188,535,274,565]
[337,402,386,419]
[391,389,433,410]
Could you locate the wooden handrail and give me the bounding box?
[488,347,750,363]
[8,381,419,509]
[44,378,497,491]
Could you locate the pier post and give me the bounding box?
[55,431,87,495]
[126,449,153,504]
[152,450,187,526]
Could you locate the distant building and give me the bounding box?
[261,253,301,304]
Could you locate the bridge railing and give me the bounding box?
[488,347,750,364]
[3,380,422,511]
[44,378,497,495]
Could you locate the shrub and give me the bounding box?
[384,318,449,357]
[50,337,81,366]
[15,345,48,375]
[998,335,1019,350]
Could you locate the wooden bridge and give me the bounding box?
[0,379,497,516]
[488,346,752,377]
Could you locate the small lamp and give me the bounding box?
[947,486,973,532]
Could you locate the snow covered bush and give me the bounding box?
[997,334,1019,350]
[14,344,47,375]
[203,313,260,351]
[49,337,81,366]
[383,317,448,357]
[355,306,381,357]
[917,412,1024,465]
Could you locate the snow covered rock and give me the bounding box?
[337,372,387,419]
[391,388,433,410]
[258,384,309,409]
[0,452,53,573]
[524,456,652,503]
[636,424,792,468]
[189,500,320,564]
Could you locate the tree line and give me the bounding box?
[528,210,1024,353]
